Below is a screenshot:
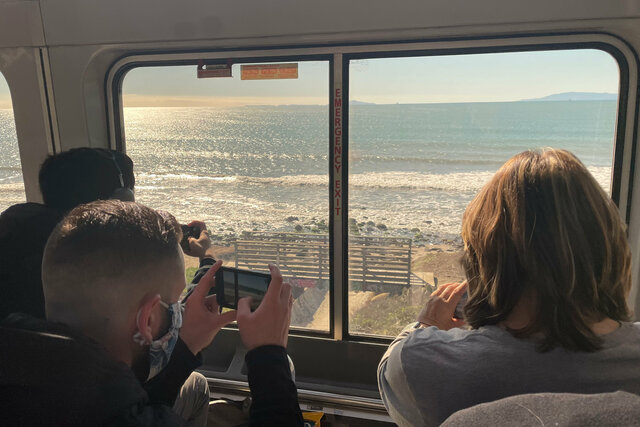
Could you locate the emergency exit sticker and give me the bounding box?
[241,63,298,80]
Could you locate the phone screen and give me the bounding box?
[215,267,271,311]
[237,270,271,311]
[220,269,238,309]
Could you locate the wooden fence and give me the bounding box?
[234,232,412,291]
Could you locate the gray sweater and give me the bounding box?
[378,322,640,426]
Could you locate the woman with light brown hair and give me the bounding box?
[378,149,640,426]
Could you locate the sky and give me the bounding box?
[0,48,619,108]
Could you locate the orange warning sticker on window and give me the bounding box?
[241,63,298,80]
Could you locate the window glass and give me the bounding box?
[122,61,330,331]
[348,49,619,337]
[0,73,24,213]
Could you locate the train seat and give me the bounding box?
[442,391,640,426]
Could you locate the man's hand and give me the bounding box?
[180,260,236,354]
[417,281,468,330]
[182,220,215,260]
[236,264,293,351]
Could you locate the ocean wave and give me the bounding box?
[354,154,505,166]
[0,182,25,190]
[235,172,491,193]
[136,166,611,194]
[137,173,237,182]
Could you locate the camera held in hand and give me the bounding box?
[180,224,201,252]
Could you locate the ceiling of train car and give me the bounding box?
[0,0,634,47]
[0,1,44,48]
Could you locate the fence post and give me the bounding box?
[234,240,238,268]
[362,246,368,292]
[408,240,412,289]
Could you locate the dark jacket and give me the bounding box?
[0,203,62,320]
[0,314,186,426]
[1,314,304,426]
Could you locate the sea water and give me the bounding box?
[0,101,616,245]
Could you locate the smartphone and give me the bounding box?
[215,267,271,311]
[180,224,201,252]
[453,291,468,319]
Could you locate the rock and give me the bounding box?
[376,223,387,230]
[294,225,303,232]
[286,216,299,222]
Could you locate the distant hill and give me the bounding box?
[521,92,617,102]
[350,100,376,105]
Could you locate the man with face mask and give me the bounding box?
[0,200,302,425]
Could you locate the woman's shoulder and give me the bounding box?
[601,321,640,347]
[400,324,525,358]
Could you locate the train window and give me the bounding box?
[347,49,619,337]
[0,73,24,212]
[121,60,330,332]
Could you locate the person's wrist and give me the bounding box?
[179,330,202,355]
[199,249,216,261]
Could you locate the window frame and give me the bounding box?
[112,53,335,340]
[107,32,638,347]
[342,42,631,341]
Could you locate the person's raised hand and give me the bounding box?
[236,264,293,351]
[183,220,215,260]
[417,281,468,330]
[180,260,236,354]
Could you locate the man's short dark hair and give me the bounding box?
[39,148,135,213]
[43,200,182,309]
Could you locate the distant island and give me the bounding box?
[350,100,376,105]
[521,92,617,102]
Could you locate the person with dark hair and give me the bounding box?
[38,147,135,212]
[378,149,640,426]
[0,148,215,425]
[0,200,302,425]
[0,148,134,320]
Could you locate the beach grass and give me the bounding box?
[185,266,197,284]
[350,287,431,336]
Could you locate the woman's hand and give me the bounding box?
[417,281,468,330]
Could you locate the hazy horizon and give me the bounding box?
[0,48,619,108]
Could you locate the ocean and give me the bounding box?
[0,101,616,245]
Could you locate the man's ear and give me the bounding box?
[135,294,162,344]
